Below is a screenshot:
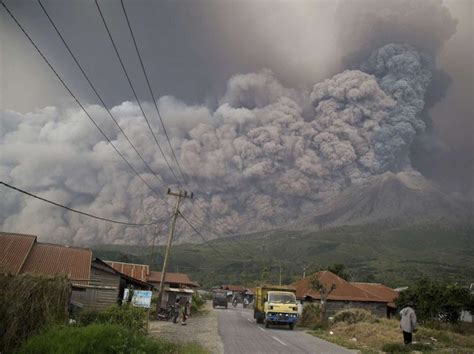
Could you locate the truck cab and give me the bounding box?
[254,285,299,330]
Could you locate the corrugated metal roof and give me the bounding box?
[352,282,399,308]
[291,271,388,303]
[21,243,92,285]
[0,232,37,274]
[105,261,149,282]
[148,271,199,287]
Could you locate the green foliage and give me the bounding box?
[396,278,474,324]
[300,303,324,329]
[324,264,351,281]
[93,220,474,289]
[191,293,205,314]
[77,304,146,333]
[0,273,70,353]
[381,342,433,353]
[17,323,207,354]
[332,309,378,324]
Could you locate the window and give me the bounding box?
[268,293,296,304]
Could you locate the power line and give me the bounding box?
[0,181,161,226]
[120,0,187,185]
[178,211,235,262]
[37,0,165,188]
[0,1,162,199]
[95,0,181,184]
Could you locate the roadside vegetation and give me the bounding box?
[310,313,474,353]
[17,323,208,354]
[300,277,474,353]
[0,273,70,353]
[0,274,208,354]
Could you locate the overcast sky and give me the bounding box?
[2,0,471,147]
[0,0,472,244]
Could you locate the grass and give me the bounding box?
[17,323,209,354]
[310,316,474,353]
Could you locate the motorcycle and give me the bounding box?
[157,305,179,322]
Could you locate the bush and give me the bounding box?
[78,304,146,334]
[332,309,377,324]
[191,293,206,314]
[17,323,182,354]
[0,273,70,353]
[300,303,324,329]
[396,278,474,324]
[77,308,101,327]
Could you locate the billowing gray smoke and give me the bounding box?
[0,0,459,245]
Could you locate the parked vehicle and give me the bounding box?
[213,291,228,309]
[254,285,299,330]
[157,304,180,322]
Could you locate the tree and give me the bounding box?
[310,274,336,323]
[327,263,351,281]
[396,278,474,324]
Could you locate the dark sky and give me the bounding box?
[1,0,472,193]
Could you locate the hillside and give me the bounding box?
[93,219,474,289]
[303,171,471,229]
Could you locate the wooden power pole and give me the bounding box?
[157,189,193,308]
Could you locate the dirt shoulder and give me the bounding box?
[149,301,224,354]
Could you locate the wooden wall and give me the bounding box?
[71,265,121,310]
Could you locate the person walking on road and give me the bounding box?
[400,301,417,345]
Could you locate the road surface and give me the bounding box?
[217,306,356,354]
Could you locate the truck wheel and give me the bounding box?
[289,323,295,330]
[265,321,270,328]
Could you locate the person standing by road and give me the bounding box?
[400,301,417,345]
[181,299,190,325]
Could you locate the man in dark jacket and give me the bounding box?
[400,301,417,345]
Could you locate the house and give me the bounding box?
[290,271,398,317]
[0,232,151,311]
[105,260,150,282]
[147,271,199,308]
[147,271,199,289]
[0,231,92,312]
[71,258,152,311]
[0,232,91,287]
[217,284,246,301]
[105,260,199,308]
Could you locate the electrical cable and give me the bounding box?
[120,0,187,185]
[95,0,181,184]
[0,181,161,226]
[0,1,163,199]
[178,211,237,262]
[37,0,165,187]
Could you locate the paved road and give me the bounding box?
[217,306,356,354]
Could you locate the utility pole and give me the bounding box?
[278,261,282,285]
[157,189,193,308]
[303,265,307,279]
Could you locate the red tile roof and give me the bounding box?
[148,271,199,288]
[290,271,389,303]
[21,243,92,285]
[0,232,36,274]
[105,261,149,282]
[352,282,399,308]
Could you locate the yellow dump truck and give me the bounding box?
[254,285,299,330]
